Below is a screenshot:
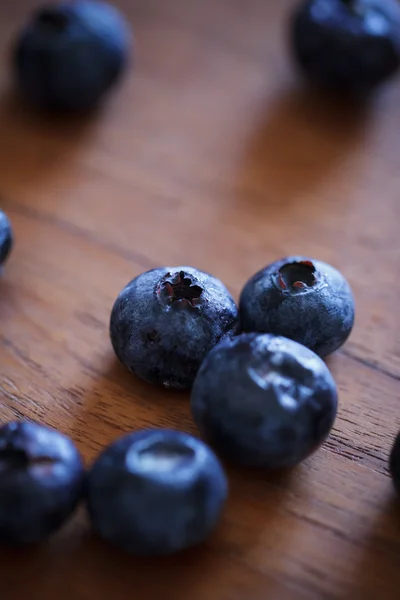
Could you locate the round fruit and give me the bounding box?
[191,333,338,469]
[13,1,131,112]
[239,257,355,357]
[110,266,238,389]
[86,428,228,556]
[289,0,400,93]
[0,420,85,545]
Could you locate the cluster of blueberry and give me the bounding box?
[0,420,227,555]
[110,260,352,474]
[1,0,400,557]
[0,255,355,555]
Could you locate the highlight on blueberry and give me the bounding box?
[0,210,13,267]
[110,266,238,390]
[86,428,228,556]
[191,333,338,469]
[289,0,400,93]
[0,420,85,545]
[239,256,355,357]
[389,431,400,494]
[13,1,131,112]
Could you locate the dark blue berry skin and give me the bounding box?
[239,257,354,358]
[13,1,131,112]
[191,333,338,469]
[0,211,13,267]
[86,429,228,556]
[389,431,400,494]
[0,420,85,545]
[110,266,238,390]
[290,0,400,93]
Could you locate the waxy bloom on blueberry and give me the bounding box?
[0,420,85,545]
[239,257,354,357]
[110,266,238,390]
[191,333,338,469]
[86,429,228,556]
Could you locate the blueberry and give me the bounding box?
[290,0,400,93]
[0,210,13,267]
[110,267,238,390]
[239,257,354,358]
[13,1,131,112]
[86,428,228,556]
[389,431,400,494]
[0,420,85,545]
[191,333,338,469]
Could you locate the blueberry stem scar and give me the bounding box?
[161,271,203,307]
[110,266,238,389]
[0,447,56,470]
[277,261,317,291]
[239,256,355,357]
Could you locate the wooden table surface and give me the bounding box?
[0,1,400,599]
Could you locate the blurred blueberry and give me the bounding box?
[0,420,85,545]
[0,211,13,267]
[290,0,400,93]
[86,428,228,555]
[13,1,131,112]
[389,431,400,494]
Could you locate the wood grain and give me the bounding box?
[0,1,399,598]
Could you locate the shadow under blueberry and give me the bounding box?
[0,352,304,600]
[91,354,193,408]
[235,85,369,209]
[0,460,299,600]
[0,520,238,600]
[338,491,400,600]
[0,87,98,192]
[68,355,195,464]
